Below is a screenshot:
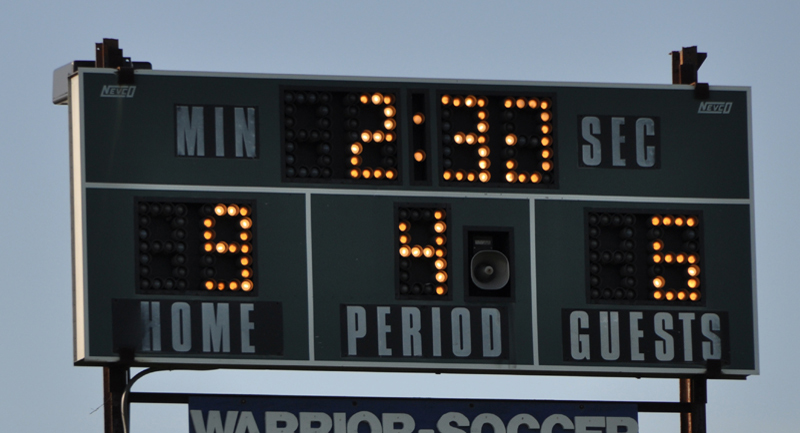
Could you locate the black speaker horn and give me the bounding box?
[470,250,510,290]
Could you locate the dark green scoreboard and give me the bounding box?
[64,68,757,377]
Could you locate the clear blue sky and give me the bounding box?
[2,1,798,431]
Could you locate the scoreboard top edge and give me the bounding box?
[74,68,751,93]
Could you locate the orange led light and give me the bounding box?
[530,172,542,183]
[399,234,410,244]
[241,268,252,278]
[350,157,362,167]
[227,205,239,216]
[651,215,661,226]
[241,244,252,254]
[350,168,361,179]
[454,133,465,144]
[205,280,215,290]
[506,159,518,170]
[542,161,553,171]
[676,253,686,264]
[360,94,370,104]
[240,256,252,266]
[505,134,518,146]
[229,280,240,291]
[215,242,228,254]
[465,95,477,107]
[540,99,550,110]
[203,230,215,240]
[664,253,674,264]
[239,206,251,217]
[528,98,539,109]
[541,124,551,134]
[386,169,397,179]
[465,133,477,145]
[478,145,490,157]
[466,171,477,182]
[371,93,383,105]
[651,240,663,251]
[372,131,385,143]
[516,98,526,109]
[688,278,700,289]
[677,290,688,301]
[517,172,528,183]
[383,119,396,130]
[383,94,395,105]
[435,248,447,258]
[411,245,423,258]
[385,132,396,142]
[688,254,698,264]
[665,290,676,301]
[503,98,514,108]
[423,246,435,258]
[479,171,491,183]
[399,245,411,257]
[477,97,487,107]
[442,170,453,181]
[203,218,215,228]
[653,276,666,289]
[240,218,252,229]
[688,265,701,277]
[435,258,447,270]
[362,168,373,179]
[435,235,446,246]
[652,290,664,300]
[436,285,448,295]
[203,242,214,252]
[506,171,517,183]
[239,231,252,241]
[689,291,701,301]
[651,253,663,263]
[434,210,446,220]
[361,130,372,142]
[441,95,451,105]
[398,221,410,232]
[477,110,488,120]
[674,217,685,226]
[478,158,491,170]
[455,170,465,181]
[541,136,551,146]
[541,112,551,122]
[373,168,385,179]
[242,280,254,292]
[434,221,447,233]
[452,97,462,107]
[662,215,673,226]
[384,106,396,117]
[217,282,226,291]
[214,204,227,216]
[477,121,489,133]
[687,217,698,227]
[435,271,448,283]
[541,149,552,159]
[413,113,426,125]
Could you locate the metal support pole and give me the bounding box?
[103,366,129,433]
[680,377,707,433]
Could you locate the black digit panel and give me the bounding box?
[396,204,450,299]
[586,210,704,305]
[282,89,400,183]
[439,94,556,186]
[136,199,257,295]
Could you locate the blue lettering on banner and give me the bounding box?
[188,395,639,433]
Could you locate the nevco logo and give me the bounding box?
[100,85,136,98]
[698,101,732,114]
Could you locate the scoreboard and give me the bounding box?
[63,68,756,377]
